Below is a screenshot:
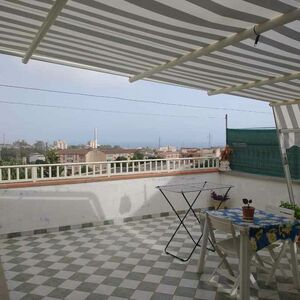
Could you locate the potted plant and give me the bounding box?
[219,145,232,171]
[279,201,300,219]
[242,198,255,221]
[210,191,230,210]
[279,201,300,243]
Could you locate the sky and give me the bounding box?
[0,54,275,148]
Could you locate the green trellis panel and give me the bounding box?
[227,128,300,179]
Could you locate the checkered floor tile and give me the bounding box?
[0,213,299,299]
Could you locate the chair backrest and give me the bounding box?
[206,213,239,254]
[265,204,294,220]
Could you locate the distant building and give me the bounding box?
[58,149,106,164]
[159,145,177,152]
[29,153,46,164]
[53,140,67,150]
[87,140,97,149]
[180,147,202,157]
[200,148,219,157]
[0,143,11,149]
[157,151,180,159]
[102,149,137,161]
[180,147,220,158]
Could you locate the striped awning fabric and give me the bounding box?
[0,0,300,104]
[273,103,300,150]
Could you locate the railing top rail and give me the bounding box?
[0,157,217,169]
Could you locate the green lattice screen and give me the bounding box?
[227,128,300,179]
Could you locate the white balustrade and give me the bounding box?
[0,157,219,184]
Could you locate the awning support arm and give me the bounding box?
[22,0,68,64]
[208,71,300,96]
[129,8,300,83]
[272,107,295,205]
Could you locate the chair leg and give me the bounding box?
[268,247,287,277]
[214,249,234,277]
[209,259,224,283]
[254,253,266,268]
[266,242,287,285]
[230,275,240,297]
[250,273,259,290]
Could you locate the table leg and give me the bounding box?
[197,216,209,274]
[289,239,300,289]
[239,228,250,300]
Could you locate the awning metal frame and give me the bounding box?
[22,0,68,64]
[129,8,300,85]
[272,107,295,205]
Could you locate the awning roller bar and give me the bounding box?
[279,128,300,134]
[208,71,300,96]
[129,8,300,83]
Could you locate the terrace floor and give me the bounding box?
[0,214,299,300]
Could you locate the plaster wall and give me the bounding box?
[0,173,219,235]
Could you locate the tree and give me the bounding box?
[132,151,144,160]
[33,140,46,152]
[13,139,30,148]
[45,149,59,164]
[115,156,127,169]
[43,149,60,178]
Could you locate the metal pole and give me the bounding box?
[225,114,228,145]
[272,107,295,205]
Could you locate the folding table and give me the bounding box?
[156,181,233,261]
[197,208,300,300]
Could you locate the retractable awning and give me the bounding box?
[1,0,300,207]
[273,102,300,150]
[0,0,300,105]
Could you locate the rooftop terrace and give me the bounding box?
[1,213,299,300]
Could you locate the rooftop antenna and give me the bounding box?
[208,132,212,148]
[158,136,161,149]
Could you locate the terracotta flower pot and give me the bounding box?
[242,206,255,221]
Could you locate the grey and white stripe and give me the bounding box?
[273,103,300,150]
[0,0,300,103]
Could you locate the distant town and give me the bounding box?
[0,131,222,166]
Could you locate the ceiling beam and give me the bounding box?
[22,0,68,64]
[129,8,300,83]
[208,71,300,96]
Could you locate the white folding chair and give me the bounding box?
[255,204,294,284]
[206,213,257,296]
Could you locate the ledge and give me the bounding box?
[0,168,218,190]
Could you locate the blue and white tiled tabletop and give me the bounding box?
[207,208,300,251]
